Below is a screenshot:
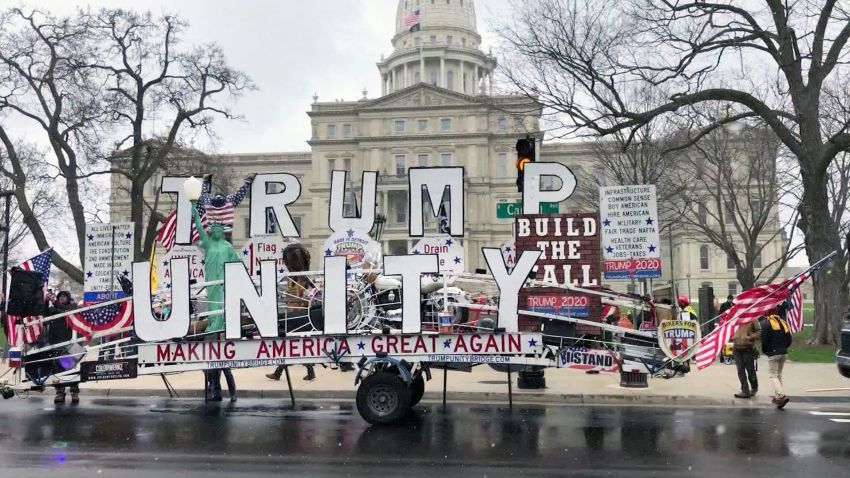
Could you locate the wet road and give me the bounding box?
[0,396,848,477]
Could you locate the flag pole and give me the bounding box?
[664,250,837,366]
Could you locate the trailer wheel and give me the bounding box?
[409,374,425,407]
[356,371,411,425]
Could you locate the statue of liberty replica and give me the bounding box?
[191,197,240,402]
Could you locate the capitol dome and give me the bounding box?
[395,0,478,38]
[379,0,495,96]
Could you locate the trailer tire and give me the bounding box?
[409,374,425,407]
[356,371,411,425]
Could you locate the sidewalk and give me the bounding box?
[7,357,848,408]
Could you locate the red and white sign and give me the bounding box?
[138,333,543,366]
[159,245,205,290]
[515,214,601,331]
[411,235,464,273]
[599,185,662,279]
[241,235,292,278]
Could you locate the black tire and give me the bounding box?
[356,371,411,425]
[409,374,425,407]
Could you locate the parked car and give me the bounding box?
[838,310,850,378]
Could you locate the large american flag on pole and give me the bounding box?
[5,249,52,346]
[694,256,828,369]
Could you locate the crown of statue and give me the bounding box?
[208,221,232,232]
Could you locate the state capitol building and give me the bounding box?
[111,0,790,300]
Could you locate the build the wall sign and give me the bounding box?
[515,213,601,334]
[599,185,662,279]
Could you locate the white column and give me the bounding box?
[381,74,387,96]
[440,57,446,89]
[403,63,409,89]
[474,65,480,95]
[419,52,425,85]
[392,68,398,93]
[460,61,465,94]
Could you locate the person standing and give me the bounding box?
[761,308,793,409]
[719,295,734,315]
[266,243,317,382]
[732,317,761,398]
[45,291,79,404]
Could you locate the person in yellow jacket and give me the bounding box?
[761,307,793,409]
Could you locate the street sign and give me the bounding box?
[496,201,558,218]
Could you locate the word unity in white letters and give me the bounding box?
[134,165,577,342]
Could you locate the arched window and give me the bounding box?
[699,245,710,270]
[446,70,454,90]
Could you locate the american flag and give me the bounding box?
[403,9,421,32]
[786,286,804,333]
[156,206,207,251]
[5,249,52,346]
[67,300,133,340]
[694,260,825,369]
[198,177,251,226]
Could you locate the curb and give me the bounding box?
[75,387,850,409]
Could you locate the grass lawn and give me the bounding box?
[787,302,838,363]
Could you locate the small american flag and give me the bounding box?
[156,206,207,251]
[404,9,421,32]
[68,300,133,340]
[694,260,824,369]
[5,249,52,346]
[786,284,804,333]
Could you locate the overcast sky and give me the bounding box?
[23,0,511,154]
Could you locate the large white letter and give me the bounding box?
[160,176,194,245]
[133,258,191,341]
[328,170,377,233]
[223,260,279,339]
[408,167,464,237]
[522,163,577,214]
[250,173,301,238]
[384,254,439,333]
[322,255,349,334]
[483,248,542,333]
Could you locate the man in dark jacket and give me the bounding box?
[761,308,793,409]
[719,295,734,316]
[45,291,79,404]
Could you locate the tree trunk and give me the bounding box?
[130,179,146,262]
[799,156,847,345]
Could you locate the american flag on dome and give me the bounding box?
[404,9,421,32]
[67,300,133,340]
[5,249,52,346]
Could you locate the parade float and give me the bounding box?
[0,156,749,424]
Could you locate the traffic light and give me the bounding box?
[515,137,535,193]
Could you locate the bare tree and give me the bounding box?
[670,124,801,290]
[497,0,850,344]
[0,141,57,262]
[0,7,253,283]
[86,9,254,260]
